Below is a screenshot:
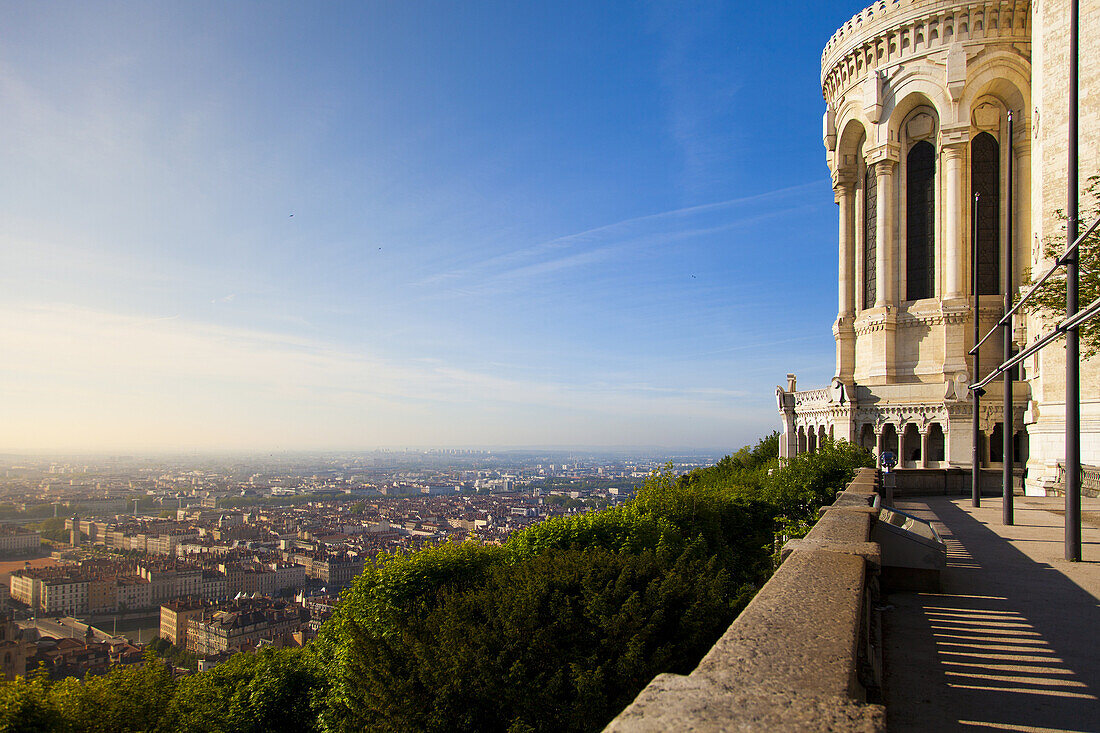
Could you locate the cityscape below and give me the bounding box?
[0,449,722,679]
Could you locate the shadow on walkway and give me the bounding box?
[883,498,1100,732]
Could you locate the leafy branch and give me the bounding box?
[1021,174,1100,358]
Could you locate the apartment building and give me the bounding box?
[186,599,307,656]
[160,598,210,646]
[0,526,41,556]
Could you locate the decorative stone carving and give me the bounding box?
[864,70,886,124]
[973,102,1001,131]
[907,113,936,141]
[823,106,837,151]
[946,42,967,101]
[829,378,847,404]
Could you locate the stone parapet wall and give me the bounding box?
[604,468,886,732]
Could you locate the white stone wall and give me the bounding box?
[1022,0,1100,493]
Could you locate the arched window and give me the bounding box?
[928,423,946,462]
[864,165,877,308]
[860,424,876,452]
[882,423,899,456]
[906,140,936,300]
[903,423,922,466]
[990,422,1005,463]
[972,132,1000,294]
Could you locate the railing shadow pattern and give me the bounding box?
[883,498,1100,732]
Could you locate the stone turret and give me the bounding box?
[781,0,1033,474]
[781,0,1100,493]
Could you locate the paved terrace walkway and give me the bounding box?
[884,495,1100,732]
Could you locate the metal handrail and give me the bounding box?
[969,213,1100,357]
[970,293,1100,390]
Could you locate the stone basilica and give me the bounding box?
[777,0,1099,494]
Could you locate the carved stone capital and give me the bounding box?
[834,314,856,335]
[941,140,969,160]
[869,158,896,179]
[866,144,900,167]
[832,168,857,191]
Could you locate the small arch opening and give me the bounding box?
[860,424,876,452]
[928,424,946,462]
[902,424,922,466]
[882,424,899,457]
[990,422,1005,463]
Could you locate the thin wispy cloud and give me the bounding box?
[416,181,819,298]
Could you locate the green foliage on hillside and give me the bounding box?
[315,437,870,732]
[0,650,321,733]
[0,435,872,733]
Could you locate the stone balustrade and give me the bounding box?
[793,387,831,408]
[604,468,885,732]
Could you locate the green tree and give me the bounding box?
[28,517,68,543]
[1022,174,1100,357]
[316,461,777,733]
[162,649,324,733]
[0,664,61,733]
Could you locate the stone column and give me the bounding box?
[921,428,931,468]
[835,175,857,382]
[836,178,856,315]
[942,143,967,299]
[1013,132,1031,302]
[779,414,796,460]
[875,428,885,469]
[941,136,971,378]
[873,159,897,308]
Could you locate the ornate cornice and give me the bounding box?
[843,400,1026,432]
[821,0,1031,106]
[896,304,1002,328]
[854,308,899,335]
[853,403,946,430]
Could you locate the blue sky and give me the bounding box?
[0,1,870,452]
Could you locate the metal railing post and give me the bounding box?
[1066,0,1081,562]
[972,192,982,507]
[1004,111,1014,526]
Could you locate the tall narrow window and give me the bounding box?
[972,131,1000,294]
[906,140,936,300]
[864,166,877,308]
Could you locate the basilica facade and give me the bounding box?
[777,0,1100,494]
